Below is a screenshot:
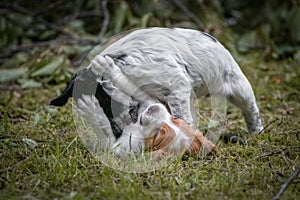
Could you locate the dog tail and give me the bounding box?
[49,76,75,107]
[49,68,98,107]
[49,68,124,139]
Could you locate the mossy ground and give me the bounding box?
[1,51,299,199]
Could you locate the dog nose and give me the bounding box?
[147,105,160,114]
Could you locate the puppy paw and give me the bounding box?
[77,95,99,120]
[90,55,114,76]
[220,132,250,145]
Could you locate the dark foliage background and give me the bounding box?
[0,0,299,87]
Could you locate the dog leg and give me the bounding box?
[167,91,196,128]
[226,80,263,134]
[117,62,196,127]
[90,55,196,127]
[89,55,155,104]
[77,95,116,147]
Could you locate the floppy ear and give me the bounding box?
[144,124,176,152]
[170,117,217,156]
[49,76,75,106]
[191,130,218,156]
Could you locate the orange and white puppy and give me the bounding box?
[77,95,216,159]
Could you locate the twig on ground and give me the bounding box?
[257,117,282,134]
[258,148,288,159]
[170,0,204,30]
[273,167,300,200]
[245,146,300,163]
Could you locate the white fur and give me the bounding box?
[88,27,263,134]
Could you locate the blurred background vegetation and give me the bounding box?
[0,0,299,88]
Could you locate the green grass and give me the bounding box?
[1,53,299,199]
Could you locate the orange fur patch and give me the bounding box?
[170,117,217,156]
[144,123,176,151]
[144,117,217,159]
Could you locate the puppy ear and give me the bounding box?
[193,130,218,156]
[144,124,175,151]
[49,77,75,106]
[171,117,217,156]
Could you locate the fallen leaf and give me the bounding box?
[272,76,281,83]
[0,68,28,83]
[31,56,64,77]
[20,79,42,89]
[22,138,37,149]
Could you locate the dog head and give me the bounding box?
[140,103,217,159]
[139,103,171,129]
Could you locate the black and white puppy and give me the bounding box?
[50,27,263,138]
